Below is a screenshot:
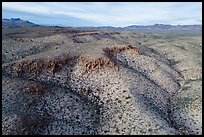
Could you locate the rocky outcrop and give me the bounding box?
[103,44,142,55]
[78,55,118,74]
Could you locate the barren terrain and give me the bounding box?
[2,19,202,135]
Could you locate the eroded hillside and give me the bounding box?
[2,25,202,135]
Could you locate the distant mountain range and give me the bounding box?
[2,18,38,29]
[2,18,202,32]
[80,24,202,32]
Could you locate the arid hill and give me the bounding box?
[2,19,202,135]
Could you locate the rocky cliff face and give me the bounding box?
[2,25,202,135]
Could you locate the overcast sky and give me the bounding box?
[2,2,202,27]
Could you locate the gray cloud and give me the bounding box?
[2,2,202,26]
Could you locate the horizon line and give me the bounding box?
[2,17,202,28]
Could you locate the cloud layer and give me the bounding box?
[2,2,202,27]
